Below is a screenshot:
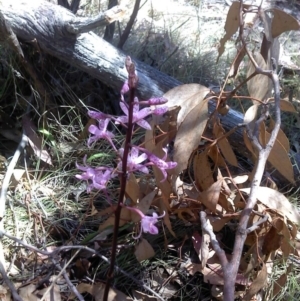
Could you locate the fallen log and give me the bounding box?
[0,0,299,185]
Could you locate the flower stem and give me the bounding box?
[103,79,136,301]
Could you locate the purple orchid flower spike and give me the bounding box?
[87,118,116,151]
[115,98,153,130]
[76,157,116,193]
[126,206,165,239]
[143,147,177,182]
[118,147,149,174]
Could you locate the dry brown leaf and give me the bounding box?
[231,174,248,184]
[217,2,246,60]
[159,84,209,175]
[134,238,155,262]
[162,84,210,126]
[186,262,248,286]
[247,52,272,104]
[173,99,209,175]
[0,284,11,301]
[262,225,283,256]
[193,150,214,191]
[271,266,292,298]
[19,283,61,301]
[22,116,53,165]
[174,207,195,221]
[131,189,157,223]
[240,187,300,224]
[125,173,139,204]
[243,116,294,183]
[154,197,175,237]
[243,262,267,301]
[243,129,255,156]
[268,118,290,152]
[8,168,26,189]
[77,118,96,140]
[98,207,131,232]
[260,10,280,68]
[208,144,226,167]
[265,130,294,184]
[74,282,132,301]
[271,8,300,38]
[198,179,223,213]
[278,219,292,258]
[228,45,247,78]
[208,215,232,232]
[213,123,238,167]
[279,99,297,113]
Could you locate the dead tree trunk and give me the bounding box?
[0,0,298,185]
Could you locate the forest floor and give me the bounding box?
[0,0,300,300]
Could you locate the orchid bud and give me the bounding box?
[121,80,129,95]
[152,107,168,116]
[88,110,110,120]
[146,97,168,105]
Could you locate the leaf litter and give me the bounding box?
[1,1,300,301]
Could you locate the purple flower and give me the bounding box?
[75,157,115,193]
[118,147,149,174]
[88,110,111,120]
[141,213,162,235]
[152,107,168,115]
[115,98,152,130]
[140,97,168,105]
[120,80,129,95]
[145,148,177,182]
[126,206,165,239]
[87,118,116,150]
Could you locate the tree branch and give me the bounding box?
[66,5,125,34]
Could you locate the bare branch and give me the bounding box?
[66,5,125,34]
[200,212,228,267]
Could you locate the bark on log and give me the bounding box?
[0,0,299,185]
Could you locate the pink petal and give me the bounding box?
[115,116,128,125]
[147,97,168,105]
[130,147,139,159]
[152,107,168,115]
[119,102,129,115]
[135,107,152,120]
[88,110,109,120]
[88,124,99,135]
[76,162,88,171]
[159,169,168,182]
[133,97,139,113]
[166,161,177,169]
[134,153,148,164]
[98,118,110,131]
[138,165,149,174]
[136,119,151,130]
[121,80,129,95]
[87,136,97,147]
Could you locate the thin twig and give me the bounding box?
[117,0,141,49]
[200,212,228,267]
[0,260,22,301]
